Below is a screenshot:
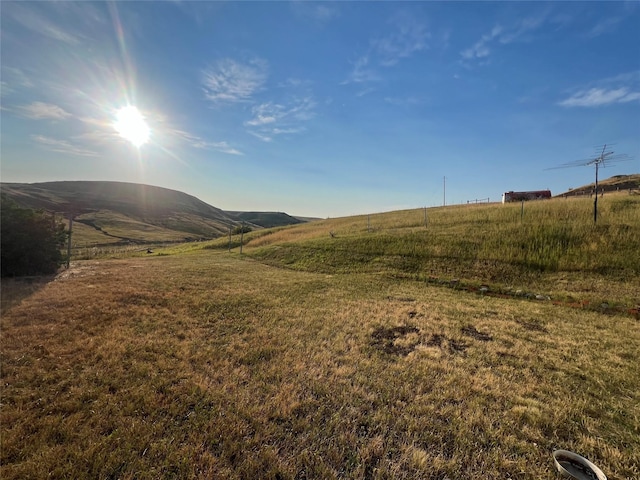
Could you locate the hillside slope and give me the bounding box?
[1,181,243,245]
[556,173,640,197]
[225,211,304,228]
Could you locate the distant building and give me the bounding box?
[502,190,551,203]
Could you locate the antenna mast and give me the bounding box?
[546,144,632,223]
[592,144,613,223]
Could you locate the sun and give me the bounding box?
[114,106,150,147]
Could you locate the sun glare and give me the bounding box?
[114,106,150,147]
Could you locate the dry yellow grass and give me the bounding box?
[2,250,638,479]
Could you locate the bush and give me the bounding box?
[233,225,252,235]
[1,196,67,277]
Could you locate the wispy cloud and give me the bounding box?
[17,101,72,120]
[356,87,376,98]
[202,58,268,103]
[278,77,313,89]
[558,71,640,107]
[1,66,35,91]
[1,82,13,98]
[460,13,548,64]
[343,56,381,85]
[587,16,624,38]
[460,26,502,60]
[166,127,243,155]
[245,97,315,142]
[384,96,425,107]
[498,14,547,44]
[194,140,243,155]
[8,3,81,45]
[31,135,98,157]
[558,87,640,107]
[291,2,340,23]
[248,131,274,143]
[72,130,118,145]
[374,13,429,67]
[344,13,429,85]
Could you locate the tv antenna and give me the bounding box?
[547,144,632,223]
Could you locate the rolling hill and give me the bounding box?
[556,173,640,197]
[0,181,306,246]
[225,211,304,228]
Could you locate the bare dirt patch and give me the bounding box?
[461,325,493,341]
[426,333,445,347]
[447,338,469,354]
[370,325,420,356]
[515,318,549,333]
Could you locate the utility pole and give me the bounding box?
[593,145,608,223]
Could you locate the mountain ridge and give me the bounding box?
[1,181,306,245]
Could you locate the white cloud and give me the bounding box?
[461,13,548,63]
[499,14,546,44]
[558,87,640,107]
[374,13,429,67]
[356,87,376,97]
[460,25,502,60]
[202,58,268,103]
[248,131,273,143]
[245,103,282,126]
[272,127,305,135]
[18,101,72,120]
[344,14,429,85]
[246,97,316,142]
[558,71,640,107]
[197,141,243,156]
[31,135,98,157]
[167,127,243,155]
[343,55,381,85]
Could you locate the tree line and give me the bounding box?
[1,195,67,277]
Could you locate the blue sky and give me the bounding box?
[1,1,639,218]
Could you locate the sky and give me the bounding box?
[1,1,639,218]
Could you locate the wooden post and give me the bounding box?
[239,222,244,255]
[521,200,524,222]
[66,214,73,268]
[594,160,599,223]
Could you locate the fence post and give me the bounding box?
[66,214,73,268]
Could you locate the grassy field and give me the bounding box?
[2,194,639,479]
